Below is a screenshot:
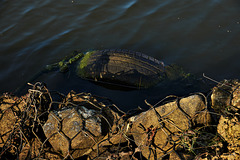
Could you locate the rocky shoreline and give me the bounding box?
[1,80,240,160]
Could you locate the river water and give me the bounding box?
[0,0,240,111]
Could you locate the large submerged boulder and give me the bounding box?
[76,49,165,89]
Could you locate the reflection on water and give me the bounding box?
[0,0,240,110]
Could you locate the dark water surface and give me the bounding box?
[0,0,240,111]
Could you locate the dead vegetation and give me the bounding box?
[0,80,240,159]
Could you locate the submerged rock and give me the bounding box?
[76,49,195,89]
[76,49,165,89]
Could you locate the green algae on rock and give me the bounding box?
[76,51,96,78]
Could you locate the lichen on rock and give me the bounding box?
[43,107,103,158]
[129,94,211,159]
[211,79,240,114]
[217,115,240,157]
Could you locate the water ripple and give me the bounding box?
[121,0,137,9]
[1,0,240,94]
[0,24,15,35]
[17,29,73,57]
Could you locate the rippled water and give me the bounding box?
[0,0,240,110]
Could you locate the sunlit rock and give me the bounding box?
[130,94,211,159]
[43,106,105,158]
[211,79,240,114]
[217,115,240,159]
